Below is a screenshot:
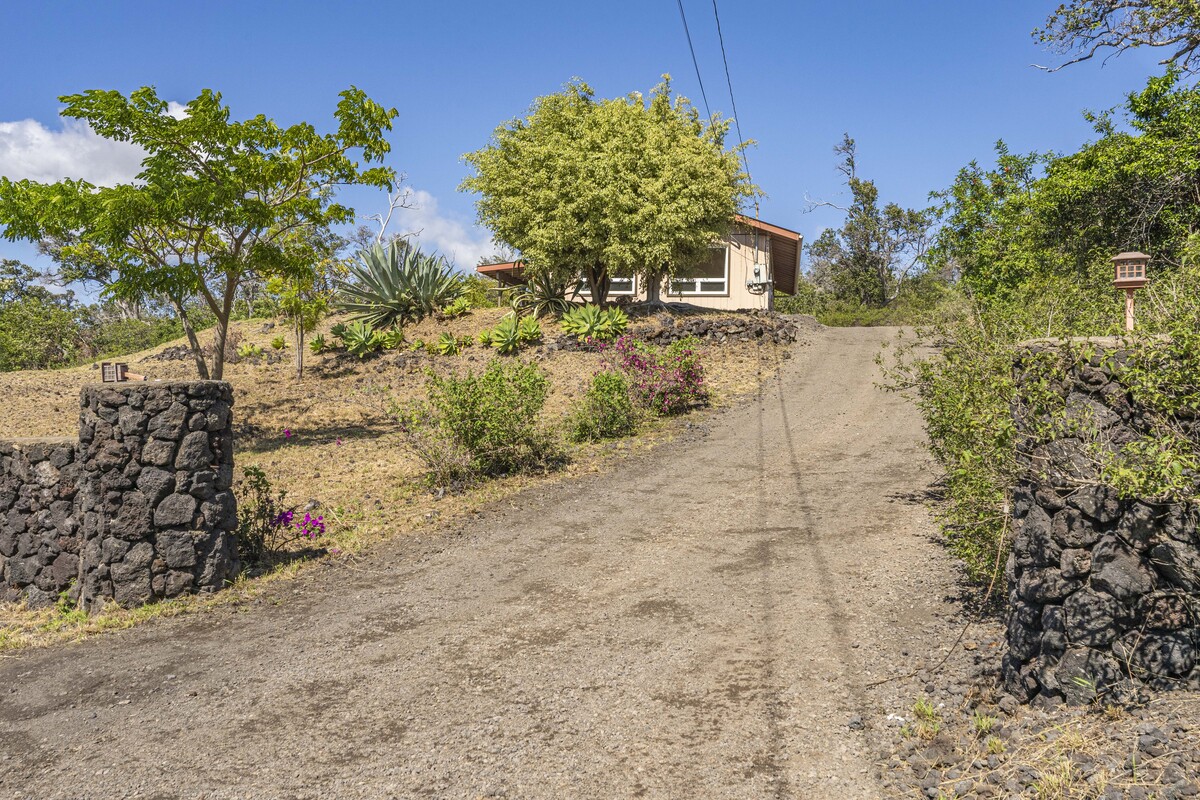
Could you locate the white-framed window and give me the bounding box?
[578,275,637,296]
[670,247,728,295]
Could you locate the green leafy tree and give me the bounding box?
[461,76,753,307]
[1035,0,1200,73]
[806,135,932,307]
[0,297,79,371]
[0,85,398,380]
[0,259,54,305]
[932,72,1200,302]
[266,271,328,380]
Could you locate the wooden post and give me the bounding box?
[1125,288,1136,332]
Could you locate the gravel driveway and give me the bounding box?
[0,325,963,799]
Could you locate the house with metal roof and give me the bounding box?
[476,214,802,311]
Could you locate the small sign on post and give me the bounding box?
[100,363,147,382]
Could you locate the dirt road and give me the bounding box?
[0,325,963,799]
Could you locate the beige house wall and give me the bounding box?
[578,233,776,310]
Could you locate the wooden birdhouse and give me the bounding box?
[1112,251,1149,290]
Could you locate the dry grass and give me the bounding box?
[888,689,1200,799]
[0,306,795,651]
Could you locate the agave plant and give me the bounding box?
[237,342,262,359]
[343,320,383,358]
[309,334,327,355]
[379,328,405,350]
[335,242,463,328]
[487,315,522,355]
[436,332,464,355]
[509,272,578,319]
[561,304,629,342]
[517,315,542,344]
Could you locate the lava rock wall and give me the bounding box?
[0,439,81,608]
[1005,341,1200,705]
[1,382,239,611]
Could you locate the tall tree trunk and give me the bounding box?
[210,279,238,381]
[644,271,665,306]
[172,297,210,381]
[211,319,228,381]
[294,316,304,380]
[586,263,610,307]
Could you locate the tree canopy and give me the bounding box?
[931,72,1200,302]
[805,136,932,308]
[0,85,398,379]
[460,77,754,306]
[1035,0,1200,73]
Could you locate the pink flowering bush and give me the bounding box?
[235,466,326,568]
[601,335,708,416]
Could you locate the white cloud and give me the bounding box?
[0,102,187,187]
[0,118,144,186]
[391,188,499,270]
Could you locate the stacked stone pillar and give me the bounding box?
[1,381,240,611]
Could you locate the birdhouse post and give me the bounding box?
[1111,251,1149,332]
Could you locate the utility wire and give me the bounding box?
[675,0,714,124]
[712,0,757,218]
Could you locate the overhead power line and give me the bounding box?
[675,0,714,124]
[711,0,756,217]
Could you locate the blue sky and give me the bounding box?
[0,0,1166,286]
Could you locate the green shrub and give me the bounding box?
[776,274,960,327]
[0,297,79,371]
[879,272,1187,580]
[84,315,183,359]
[236,342,263,359]
[440,297,472,318]
[459,274,500,308]
[568,371,639,442]
[401,360,556,480]
[309,334,327,354]
[560,304,629,342]
[270,335,286,350]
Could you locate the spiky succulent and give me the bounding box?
[343,320,383,358]
[487,315,522,355]
[509,272,578,319]
[335,242,463,328]
[560,304,629,342]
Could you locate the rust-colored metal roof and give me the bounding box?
[735,214,803,295]
[475,260,527,287]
